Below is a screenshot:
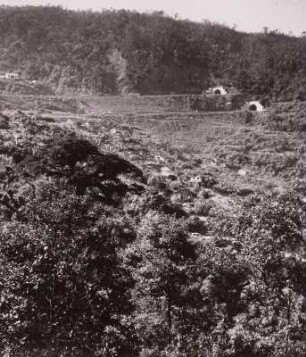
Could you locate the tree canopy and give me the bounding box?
[0,6,304,100]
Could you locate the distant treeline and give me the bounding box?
[0,6,305,100]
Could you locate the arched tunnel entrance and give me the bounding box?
[249,104,258,111]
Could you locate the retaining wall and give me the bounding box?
[78,93,247,115]
[9,93,248,114]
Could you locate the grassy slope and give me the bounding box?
[1,95,304,216]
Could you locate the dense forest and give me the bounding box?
[0,5,305,100]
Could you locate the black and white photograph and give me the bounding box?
[0,0,305,356]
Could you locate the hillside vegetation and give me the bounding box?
[0,99,305,356]
[0,6,305,100]
[0,5,305,356]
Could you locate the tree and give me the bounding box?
[124,213,197,355]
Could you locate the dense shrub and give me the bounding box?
[207,190,306,357]
[0,113,10,129]
[0,183,138,356]
[0,109,304,356]
[265,103,306,132]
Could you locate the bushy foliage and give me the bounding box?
[206,190,306,357]
[0,181,138,356]
[122,190,305,357]
[0,115,145,355]
[0,112,304,356]
[0,6,304,98]
[123,213,197,355]
[265,103,306,132]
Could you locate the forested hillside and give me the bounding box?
[0,6,305,99]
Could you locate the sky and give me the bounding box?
[1,0,305,36]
